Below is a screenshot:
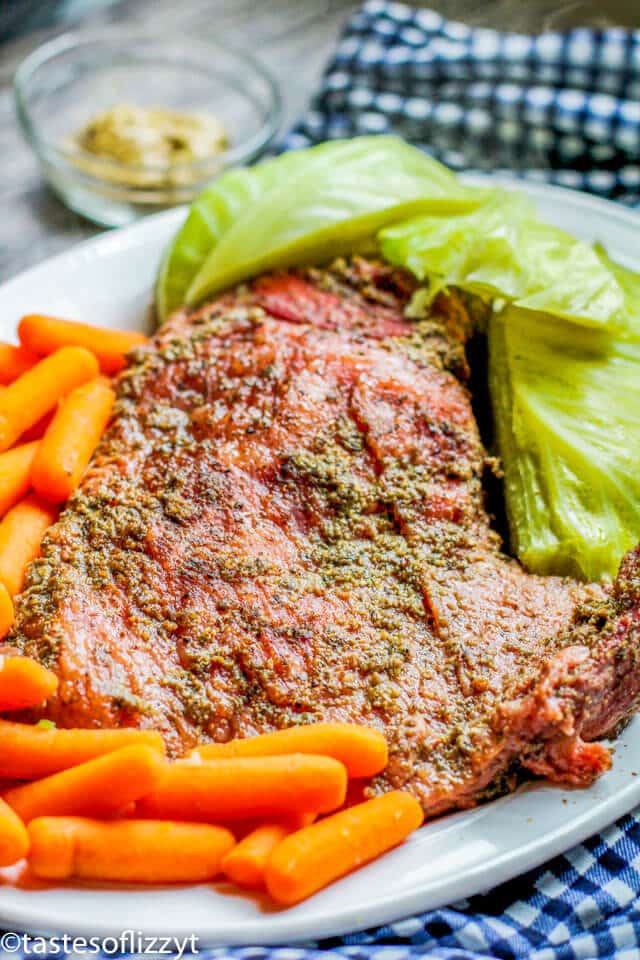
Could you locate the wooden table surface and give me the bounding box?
[1,0,637,283]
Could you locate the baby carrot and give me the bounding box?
[222,823,290,889]
[0,722,165,779]
[0,343,38,384]
[0,656,58,710]
[28,817,234,883]
[0,494,58,596]
[0,441,40,517]
[0,346,99,452]
[19,315,148,375]
[137,754,347,822]
[192,723,389,778]
[4,744,164,823]
[0,584,13,639]
[0,797,29,866]
[31,378,115,503]
[264,791,424,905]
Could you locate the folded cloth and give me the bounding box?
[282,0,640,206]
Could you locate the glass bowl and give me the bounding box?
[14,29,282,227]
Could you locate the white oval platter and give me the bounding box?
[0,181,638,945]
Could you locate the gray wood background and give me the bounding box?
[1,0,638,283]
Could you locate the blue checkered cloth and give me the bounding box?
[8,5,640,960]
[281,0,640,206]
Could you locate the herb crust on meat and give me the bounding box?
[10,257,640,818]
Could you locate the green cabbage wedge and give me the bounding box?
[489,256,640,581]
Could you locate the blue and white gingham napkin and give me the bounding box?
[282,0,640,206]
[9,5,640,959]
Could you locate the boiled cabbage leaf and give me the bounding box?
[165,137,484,311]
[379,192,626,330]
[489,256,640,581]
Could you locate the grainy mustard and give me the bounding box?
[72,104,229,188]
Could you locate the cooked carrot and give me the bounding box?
[19,315,148,375]
[0,798,29,866]
[0,441,40,518]
[0,346,98,452]
[192,723,389,778]
[4,744,164,823]
[31,378,115,503]
[0,344,38,384]
[0,656,58,710]
[222,823,291,889]
[0,494,58,596]
[0,584,13,640]
[137,754,347,822]
[264,791,424,905]
[0,722,165,779]
[28,817,234,883]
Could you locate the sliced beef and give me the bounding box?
[10,257,640,818]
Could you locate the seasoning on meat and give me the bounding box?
[9,257,640,818]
